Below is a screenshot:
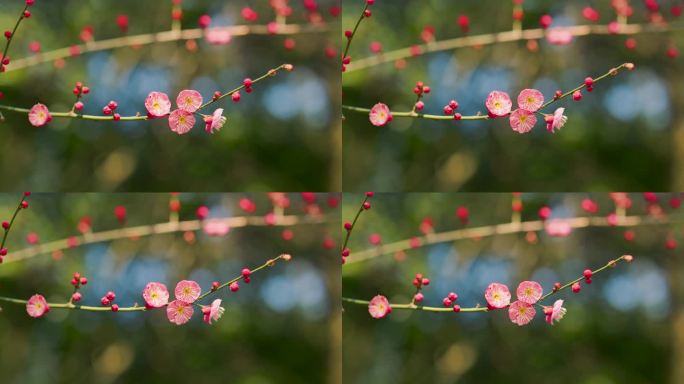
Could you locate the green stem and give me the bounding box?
[538,63,630,110]
[342,105,488,121]
[196,64,291,111]
[196,254,287,302]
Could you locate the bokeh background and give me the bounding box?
[0,193,341,384]
[0,0,341,191]
[343,193,684,383]
[343,0,684,191]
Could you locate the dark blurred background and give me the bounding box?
[0,1,341,191]
[343,0,684,191]
[0,193,341,383]
[343,193,684,383]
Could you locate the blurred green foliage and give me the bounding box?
[0,193,340,383]
[343,193,684,383]
[0,1,340,191]
[342,0,683,191]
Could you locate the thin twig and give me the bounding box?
[346,213,667,264]
[4,24,326,73]
[4,214,325,264]
[345,22,683,72]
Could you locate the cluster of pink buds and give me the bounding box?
[100,291,118,311]
[442,291,460,312]
[443,100,461,120]
[70,272,89,288]
[102,100,120,121]
[412,81,430,111]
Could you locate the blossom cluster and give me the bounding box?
[23,254,293,324]
[365,255,635,326]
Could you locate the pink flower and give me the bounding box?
[142,282,170,308]
[545,299,567,325]
[203,219,230,236]
[168,109,196,134]
[369,103,392,126]
[166,299,194,325]
[176,89,203,113]
[28,103,52,127]
[546,28,574,45]
[508,300,536,326]
[517,89,544,112]
[484,282,511,309]
[546,107,568,133]
[202,298,225,324]
[144,91,171,117]
[204,108,227,134]
[485,91,512,117]
[205,27,233,45]
[515,281,543,304]
[26,294,49,318]
[368,294,392,318]
[509,109,537,133]
[545,220,572,237]
[174,280,201,303]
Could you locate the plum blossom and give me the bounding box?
[485,91,512,117]
[509,109,537,133]
[205,28,233,45]
[545,219,572,237]
[167,299,194,325]
[28,103,52,127]
[204,108,227,134]
[516,281,543,304]
[176,90,203,113]
[484,282,511,309]
[369,103,393,126]
[202,299,225,324]
[174,280,201,303]
[545,299,567,325]
[546,107,568,133]
[517,89,544,112]
[26,294,49,318]
[546,28,574,45]
[508,300,536,326]
[144,92,171,117]
[142,282,170,308]
[203,219,230,236]
[168,109,196,134]
[368,294,392,318]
